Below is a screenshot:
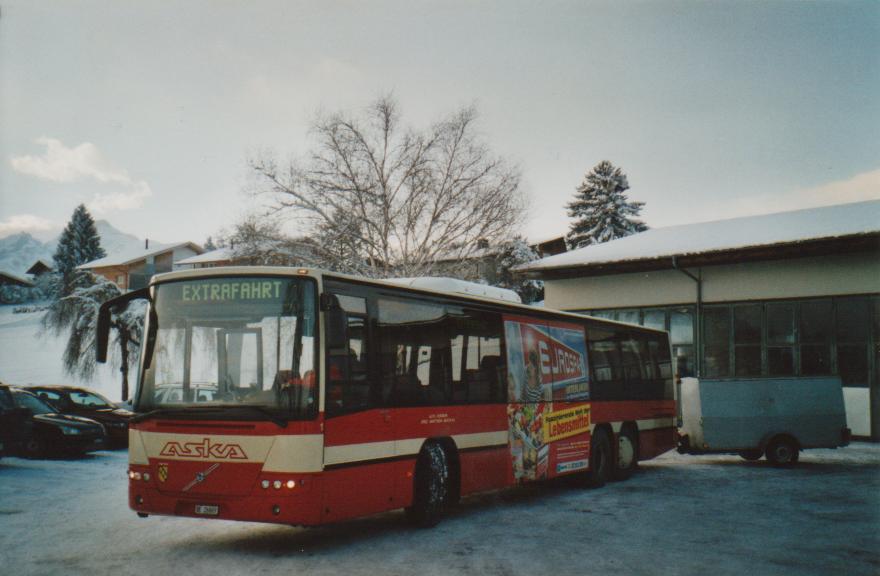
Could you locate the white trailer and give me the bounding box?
[677,376,851,465]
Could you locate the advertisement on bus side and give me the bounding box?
[503,316,591,481]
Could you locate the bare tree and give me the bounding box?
[247,96,524,277]
[220,214,317,267]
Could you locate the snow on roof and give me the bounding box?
[26,259,53,274]
[0,270,35,287]
[518,200,880,272]
[383,276,522,303]
[78,241,202,269]
[175,247,233,265]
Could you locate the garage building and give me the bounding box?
[517,200,880,440]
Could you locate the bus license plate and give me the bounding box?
[195,504,219,516]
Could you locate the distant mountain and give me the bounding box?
[94,220,144,256]
[0,220,145,275]
[0,233,54,275]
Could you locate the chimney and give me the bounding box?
[145,238,149,250]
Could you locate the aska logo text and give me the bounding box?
[159,438,248,460]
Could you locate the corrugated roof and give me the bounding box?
[517,200,880,272]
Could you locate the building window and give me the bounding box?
[583,296,876,389]
[799,300,832,375]
[703,307,730,378]
[669,307,695,378]
[767,303,795,376]
[733,305,762,376]
[836,299,870,388]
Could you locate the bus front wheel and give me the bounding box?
[406,442,449,528]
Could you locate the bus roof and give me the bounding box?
[148,266,668,335]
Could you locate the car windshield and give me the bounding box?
[138,276,318,420]
[69,390,113,408]
[13,390,55,415]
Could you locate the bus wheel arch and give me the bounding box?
[613,423,639,481]
[405,439,455,527]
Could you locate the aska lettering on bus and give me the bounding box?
[159,438,248,460]
[182,280,283,302]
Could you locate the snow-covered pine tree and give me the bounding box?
[565,161,647,249]
[492,236,544,304]
[53,204,106,278]
[43,271,144,400]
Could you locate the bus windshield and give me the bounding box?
[137,276,317,420]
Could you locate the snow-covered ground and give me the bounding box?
[0,305,122,401]
[1,305,878,575]
[1,444,877,576]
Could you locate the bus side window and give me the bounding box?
[587,326,624,401]
[326,295,371,416]
[446,307,504,405]
[377,298,449,407]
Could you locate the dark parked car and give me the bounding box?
[0,383,32,457]
[28,386,132,448]
[9,387,107,457]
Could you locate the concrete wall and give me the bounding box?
[545,252,880,311]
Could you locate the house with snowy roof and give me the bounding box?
[79,240,202,291]
[25,259,53,278]
[175,247,234,269]
[516,199,880,440]
[0,270,35,289]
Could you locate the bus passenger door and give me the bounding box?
[322,292,393,522]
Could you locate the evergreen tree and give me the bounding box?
[42,271,144,400]
[492,236,544,304]
[52,204,106,278]
[565,161,647,249]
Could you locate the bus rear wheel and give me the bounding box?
[613,427,638,481]
[406,442,449,528]
[585,428,611,488]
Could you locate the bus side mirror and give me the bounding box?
[96,287,150,364]
[321,293,347,350]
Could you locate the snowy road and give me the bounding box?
[1,444,878,576]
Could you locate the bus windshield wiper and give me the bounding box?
[130,407,204,423]
[132,405,288,428]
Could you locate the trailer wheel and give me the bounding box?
[765,436,799,466]
[738,449,763,461]
[405,442,449,527]
[585,428,611,488]
[613,427,638,481]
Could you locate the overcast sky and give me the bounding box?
[1,0,878,245]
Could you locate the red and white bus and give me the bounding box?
[97,267,675,527]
